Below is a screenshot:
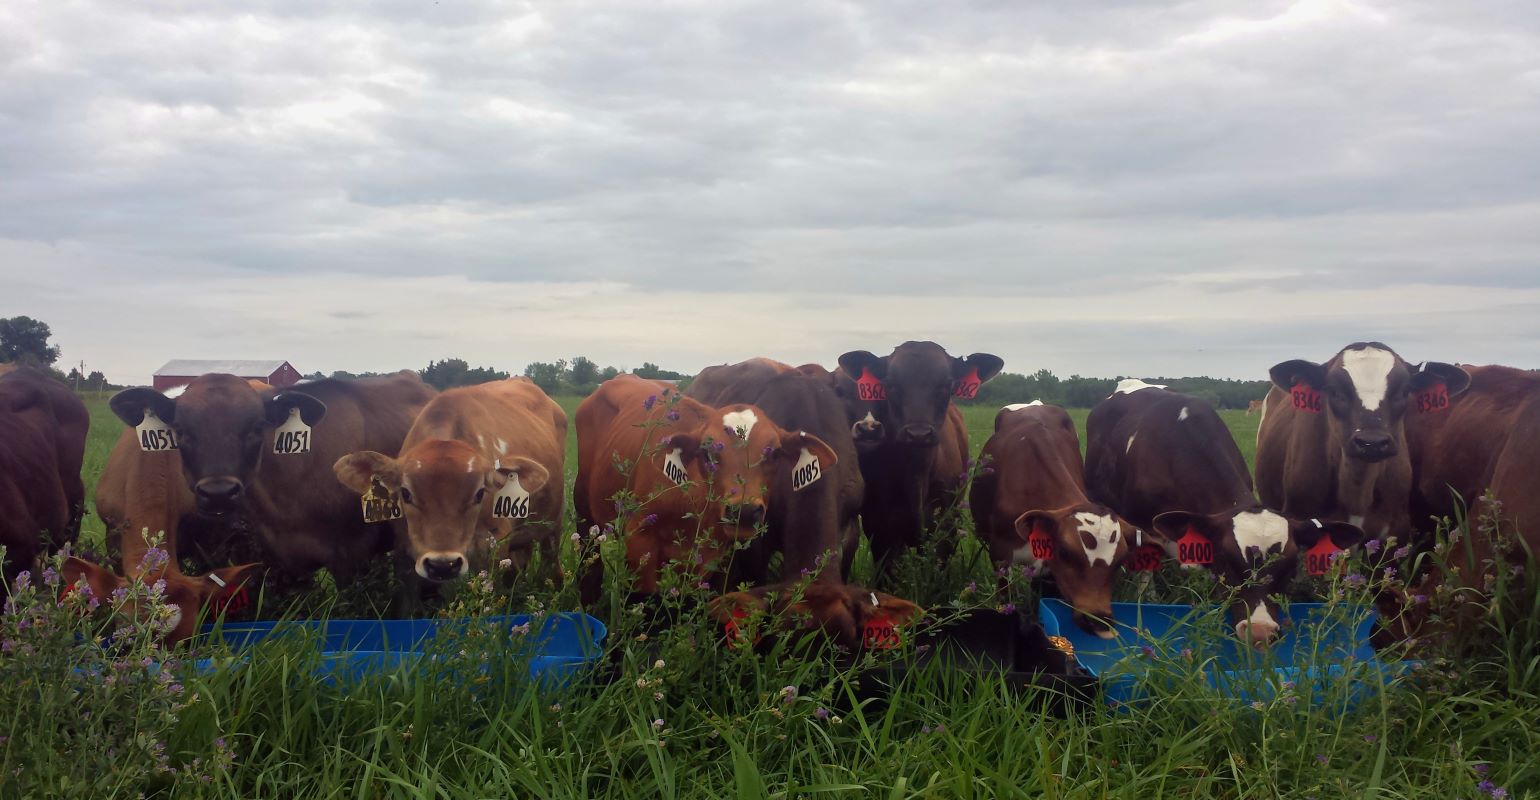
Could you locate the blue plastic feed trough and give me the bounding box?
[1037,599,1412,707]
[199,612,607,686]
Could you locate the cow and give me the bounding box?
[835,342,1003,574]
[1256,342,1470,544]
[106,371,434,585]
[1085,380,1364,647]
[971,401,1138,639]
[708,581,924,653]
[573,374,839,598]
[333,377,566,598]
[0,366,89,581]
[1246,399,1264,416]
[687,359,865,584]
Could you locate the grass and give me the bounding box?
[17,396,1533,798]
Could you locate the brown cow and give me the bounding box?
[0,366,89,581]
[708,581,924,653]
[573,374,839,596]
[106,371,433,582]
[334,377,566,595]
[971,402,1138,639]
[1245,399,1264,416]
[836,342,1002,575]
[1256,342,1469,543]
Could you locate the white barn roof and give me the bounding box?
[155,359,290,377]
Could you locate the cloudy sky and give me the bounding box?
[4,0,1538,384]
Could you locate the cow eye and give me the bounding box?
[399,487,414,505]
[473,488,487,504]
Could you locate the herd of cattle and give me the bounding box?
[0,340,1535,651]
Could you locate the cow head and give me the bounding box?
[62,557,262,645]
[838,342,1003,448]
[1269,343,1469,464]
[333,442,549,582]
[709,582,923,652]
[829,368,886,452]
[110,376,327,515]
[658,405,839,534]
[1012,504,1137,640]
[1152,508,1364,647]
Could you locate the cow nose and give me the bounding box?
[852,414,883,442]
[194,478,243,512]
[1350,431,1396,460]
[725,503,766,528]
[896,424,938,447]
[419,554,466,582]
[1236,618,1280,649]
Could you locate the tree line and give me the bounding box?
[969,369,1270,410]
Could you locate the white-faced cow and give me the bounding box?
[836,342,1003,574]
[1086,380,1364,647]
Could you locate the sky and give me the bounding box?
[3,0,1539,384]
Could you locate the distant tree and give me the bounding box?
[0,316,61,367]
[328,370,385,381]
[634,361,685,381]
[66,366,83,385]
[87,370,108,391]
[421,358,509,390]
[568,356,600,390]
[599,365,620,382]
[305,371,327,380]
[522,360,568,394]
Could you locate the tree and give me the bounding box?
[634,362,685,381]
[421,358,509,390]
[522,360,568,394]
[568,356,600,390]
[87,370,108,391]
[0,316,61,367]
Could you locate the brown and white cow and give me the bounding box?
[573,374,838,597]
[971,402,1138,639]
[333,377,566,594]
[0,366,89,581]
[1256,342,1469,543]
[1086,380,1363,647]
[836,342,1003,574]
[107,371,434,581]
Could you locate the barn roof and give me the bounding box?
[154,359,291,377]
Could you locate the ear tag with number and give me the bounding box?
[863,618,901,650]
[856,368,886,401]
[136,409,178,452]
[1291,383,1322,414]
[361,479,403,524]
[492,473,531,519]
[1027,520,1055,561]
[1305,536,1342,576]
[1177,526,1214,565]
[953,367,982,400]
[1415,382,1450,414]
[272,407,312,455]
[663,448,689,485]
[1128,543,1164,573]
[791,447,822,491]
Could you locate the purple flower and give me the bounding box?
[1000,603,1016,615]
[1315,754,1329,765]
[712,440,726,454]
[642,514,658,527]
[13,571,30,591]
[762,446,774,459]
[1142,645,1156,659]
[1475,764,1490,777]
[1394,545,1412,559]
[1413,594,1429,605]
[1363,733,1378,744]
[666,409,680,421]
[659,434,673,447]
[996,566,1009,578]
[40,567,58,587]
[1478,781,1496,795]
[1345,573,1367,589]
[814,707,830,720]
[1364,539,1382,555]
[703,461,717,474]
[644,394,658,410]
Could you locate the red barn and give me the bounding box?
[152,360,301,392]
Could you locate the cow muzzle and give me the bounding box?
[194,477,244,514]
[418,553,467,582]
[1234,606,1281,649]
[724,502,766,528]
[1073,610,1118,640]
[896,423,938,447]
[1349,430,1396,462]
[851,414,884,445]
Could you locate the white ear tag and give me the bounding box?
[136,409,177,452]
[492,473,531,519]
[272,407,312,455]
[663,448,689,485]
[791,447,822,491]
[208,573,227,588]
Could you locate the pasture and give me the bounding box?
[5,395,1536,798]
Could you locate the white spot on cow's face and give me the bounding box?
[1178,406,1189,421]
[1232,510,1288,556]
[1341,346,1396,411]
[1075,512,1121,566]
[495,438,508,456]
[466,458,476,473]
[1113,378,1167,396]
[1125,433,1137,453]
[1002,401,1043,411]
[1236,603,1280,646]
[721,409,758,438]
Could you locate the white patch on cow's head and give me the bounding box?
[495,438,508,456]
[1125,433,1137,453]
[1232,510,1288,555]
[1113,379,1167,396]
[1074,512,1121,566]
[1236,603,1280,645]
[477,434,486,450]
[1341,346,1396,411]
[466,458,476,473]
[1178,406,1189,421]
[721,409,758,438]
[1002,400,1043,411]
[162,384,187,399]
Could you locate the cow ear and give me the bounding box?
[957,353,1005,384]
[266,391,326,427]
[1151,510,1215,543]
[110,387,175,427]
[661,434,701,459]
[1410,362,1471,398]
[332,451,400,494]
[1013,510,1060,541]
[837,350,886,380]
[1290,518,1366,550]
[492,456,550,494]
[777,429,838,466]
[62,557,123,601]
[856,589,924,628]
[1269,360,1327,393]
[707,588,770,624]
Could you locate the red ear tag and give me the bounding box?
[1305,537,1342,576]
[863,619,900,650]
[1415,383,1449,414]
[212,585,250,616]
[723,607,760,648]
[1027,521,1055,561]
[1176,527,1213,565]
[953,367,982,400]
[856,368,886,401]
[1128,543,1164,573]
[1291,382,1322,414]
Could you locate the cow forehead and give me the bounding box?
[1232,510,1288,553]
[1073,512,1121,567]
[721,409,759,438]
[1339,346,1398,411]
[1113,378,1166,395]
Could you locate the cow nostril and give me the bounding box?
[194,479,243,507]
[421,555,466,581]
[726,503,765,527]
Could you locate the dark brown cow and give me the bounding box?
[107,371,433,580]
[0,366,89,580]
[573,374,839,597]
[836,342,1003,574]
[687,359,865,584]
[334,377,566,595]
[1086,380,1363,647]
[1256,342,1469,543]
[971,402,1138,638]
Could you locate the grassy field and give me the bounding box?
[11,396,1535,798]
